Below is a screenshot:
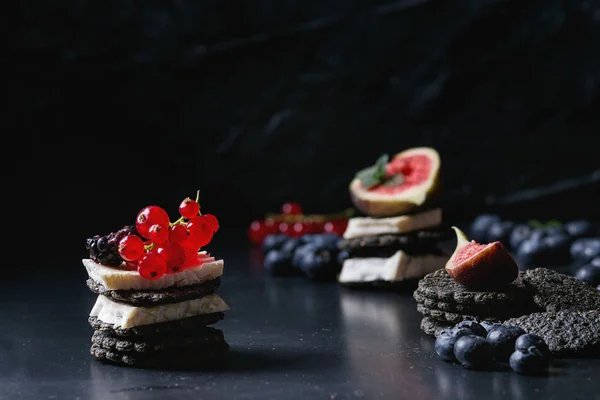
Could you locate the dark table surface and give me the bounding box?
[3,232,600,400]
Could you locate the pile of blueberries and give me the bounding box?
[261,233,348,281]
[435,320,551,375]
[470,215,600,289]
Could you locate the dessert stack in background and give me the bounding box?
[337,147,451,287]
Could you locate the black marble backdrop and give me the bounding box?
[13,0,599,265]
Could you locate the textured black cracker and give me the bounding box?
[419,316,452,338]
[88,312,224,337]
[412,290,540,318]
[522,268,600,312]
[90,342,230,370]
[417,269,532,305]
[86,278,221,307]
[416,303,521,324]
[504,310,600,357]
[338,229,449,258]
[91,327,225,353]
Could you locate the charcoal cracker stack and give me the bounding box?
[83,252,230,369]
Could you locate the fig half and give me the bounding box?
[445,226,519,290]
[349,147,441,217]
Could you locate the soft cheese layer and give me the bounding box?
[342,208,442,239]
[338,250,448,283]
[90,293,230,328]
[83,255,223,291]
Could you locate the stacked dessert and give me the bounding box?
[416,226,600,357]
[83,193,230,369]
[338,147,450,287]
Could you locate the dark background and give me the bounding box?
[12,0,599,268]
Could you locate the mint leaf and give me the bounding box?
[356,154,389,189]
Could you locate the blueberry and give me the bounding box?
[434,327,474,362]
[509,349,549,375]
[544,225,566,236]
[591,257,600,268]
[302,233,340,247]
[479,320,501,334]
[487,220,516,244]
[571,238,591,261]
[261,234,289,254]
[453,335,495,370]
[486,325,526,361]
[470,214,501,243]
[516,238,544,266]
[263,250,295,276]
[575,264,600,287]
[294,243,341,281]
[337,248,350,265]
[455,320,487,337]
[540,233,573,264]
[515,333,551,360]
[571,238,600,265]
[280,237,303,256]
[509,224,533,250]
[579,239,600,265]
[565,220,597,238]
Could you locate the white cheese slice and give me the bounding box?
[90,293,230,329]
[342,208,442,239]
[338,250,448,283]
[83,255,223,291]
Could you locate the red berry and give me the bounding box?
[324,220,348,236]
[203,214,220,233]
[281,202,303,215]
[124,260,138,271]
[179,197,200,219]
[148,224,169,244]
[278,222,291,236]
[290,222,306,237]
[118,234,145,262]
[169,224,189,244]
[137,252,167,280]
[180,239,200,267]
[248,220,268,244]
[264,218,278,234]
[154,242,186,274]
[136,205,170,239]
[187,215,215,248]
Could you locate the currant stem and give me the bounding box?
[195,190,203,216]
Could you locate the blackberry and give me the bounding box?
[86,225,141,266]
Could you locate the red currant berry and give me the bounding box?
[187,215,214,248]
[248,220,268,244]
[169,224,189,244]
[179,197,200,219]
[154,242,186,274]
[148,224,169,244]
[264,218,278,234]
[324,220,348,236]
[203,214,220,233]
[290,222,306,237]
[124,260,138,271]
[136,205,170,239]
[137,252,167,280]
[118,234,145,262]
[180,239,200,267]
[278,222,290,236]
[281,202,303,215]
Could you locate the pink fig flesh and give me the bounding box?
[445,226,519,290]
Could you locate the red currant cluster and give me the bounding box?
[247,202,353,245]
[118,192,219,280]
